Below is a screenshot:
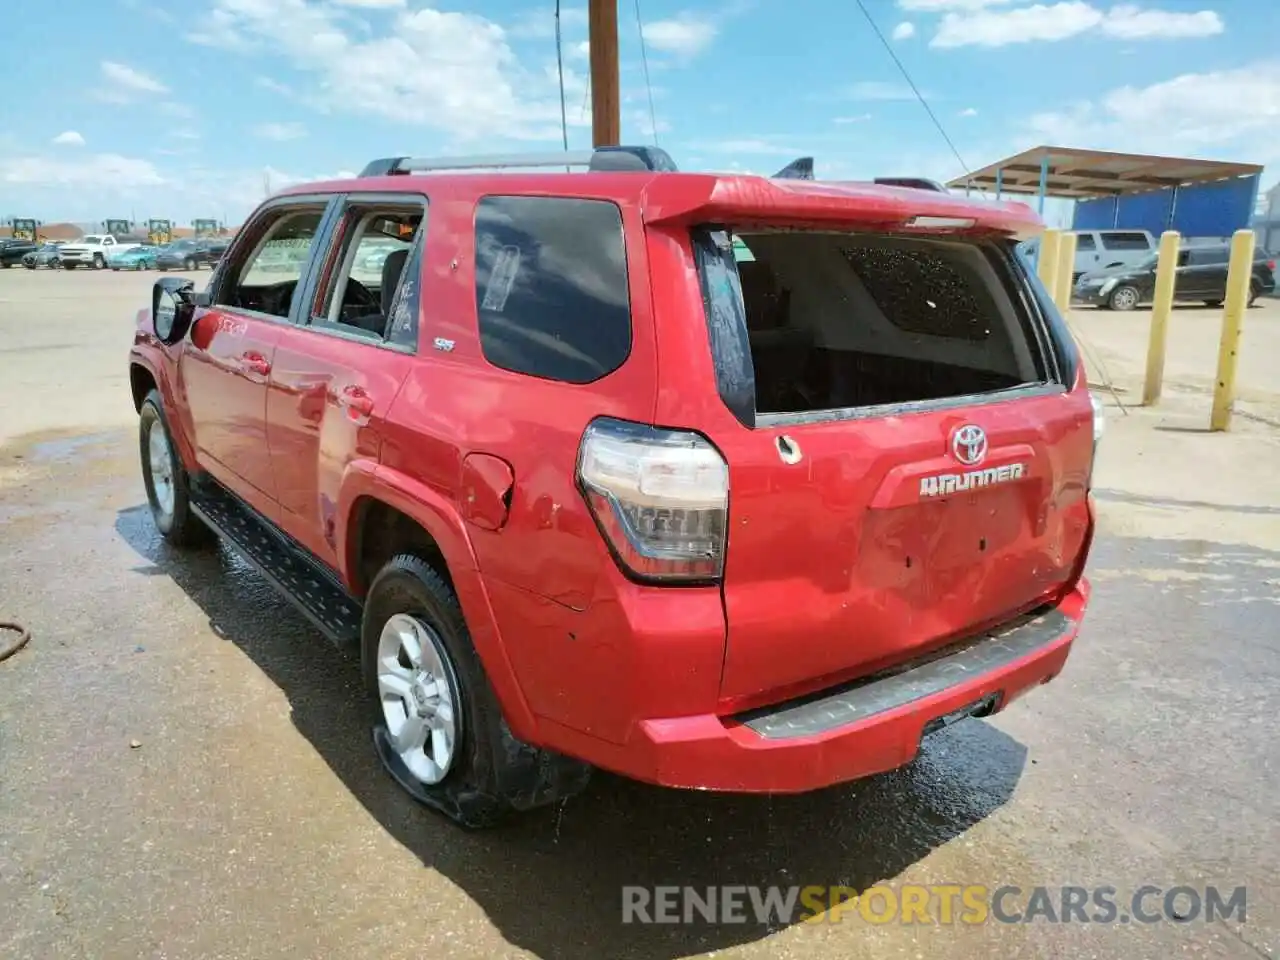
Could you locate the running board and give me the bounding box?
[189,481,362,646]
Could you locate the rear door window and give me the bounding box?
[1074,233,1097,251]
[474,196,631,384]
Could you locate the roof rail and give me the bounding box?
[358,145,679,178]
[873,177,949,193]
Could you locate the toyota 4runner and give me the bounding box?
[128,146,1100,828]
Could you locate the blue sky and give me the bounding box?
[2,0,1277,226]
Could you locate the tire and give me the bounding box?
[136,261,146,271]
[93,253,105,269]
[112,267,120,272]
[184,257,196,271]
[0,262,9,269]
[24,261,35,270]
[63,263,77,270]
[362,555,591,829]
[138,389,213,548]
[1203,300,1223,308]
[1108,285,1140,311]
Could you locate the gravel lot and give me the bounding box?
[1,269,1277,959]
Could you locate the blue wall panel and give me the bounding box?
[1072,175,1258,239]
[1073,197,1116,229]
[1115,189,1175,236]
[1170,175,1257,238]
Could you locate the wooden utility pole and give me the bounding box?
[588,0,620,147]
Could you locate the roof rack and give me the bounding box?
[773,157,815,180]
[873,177,949,193]
[359,145,679,178]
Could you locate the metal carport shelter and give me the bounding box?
[947,146,1263,238]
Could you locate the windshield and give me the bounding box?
[82,235,105,244]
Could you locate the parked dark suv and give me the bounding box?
[1074,245,1276,310]
[155,238,226,271]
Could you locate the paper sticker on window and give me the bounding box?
[481,245,522,313]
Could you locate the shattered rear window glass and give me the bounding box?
[839,245,991,341]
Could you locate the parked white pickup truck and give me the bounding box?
[58,234,143,270]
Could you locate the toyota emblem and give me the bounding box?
[951,424,987,466]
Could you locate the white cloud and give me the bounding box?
[1027,62,1280,161]
[508,6,587,40]
[573,40,590,59]
[898,0,1015,9]
[331,0,404,7]
[933,2,1102,47]
[834,113,873,124]
[1101,5,1223,39]
[892,21,917,40]
[51,131,85,147]
[101,61,167,94]
[253,121,307,141]
[931,2,1224,48]
[642,14,718,56]
[697,138,807,156]
[845,81,921,101]
[0,153,165,188]
[185,0,591,141]
[959,106,979,117]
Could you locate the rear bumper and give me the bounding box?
[555,581,1088,793]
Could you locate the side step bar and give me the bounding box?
[189,480,363,646]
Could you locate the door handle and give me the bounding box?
[337,384,374,417]
[240,351,271,376]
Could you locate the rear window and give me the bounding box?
[1100,232,1151,251]
[696,229,1048,420]
[474,196,631,384]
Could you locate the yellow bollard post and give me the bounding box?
[1209,228,1257,431]
[1141,230,1181,406]
[1036,229,1061,302]
[1053,231,1078,312]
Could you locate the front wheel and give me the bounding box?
[93,254,105,269]
[363,555,590,829]
[63,263,77,270]
[1108,285,1140,311]
[138,389,213,548]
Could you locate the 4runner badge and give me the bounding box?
[919,424,1026,498]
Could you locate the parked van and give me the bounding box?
[1020,229,1157,282]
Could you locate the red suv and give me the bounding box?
[128,147,1100,828]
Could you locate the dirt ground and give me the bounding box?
[0,269,1277,959]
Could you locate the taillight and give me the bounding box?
[577,418,728,583]
[1268,260,1275,271]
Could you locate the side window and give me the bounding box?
[1101,232,1151,251]
[474,196,631,384]
[1188,248,1228,266]
[1074,233,1096,251]
[214,206,326,319]
[309,202,425,344]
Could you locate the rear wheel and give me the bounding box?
[63,263,77,270]
[1108,285,1139,311]
[1203,299,1223,308]
[362,555,590,829]
[184,256,197,271]
[138,389,212,548]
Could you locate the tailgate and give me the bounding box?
[712,391,1093,704]
[664,219,1096,708]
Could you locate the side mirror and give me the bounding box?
[152,277,196,345]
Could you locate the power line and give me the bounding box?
[633,0,660,146]
[853,0,976,188]
[554,0,570,153]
